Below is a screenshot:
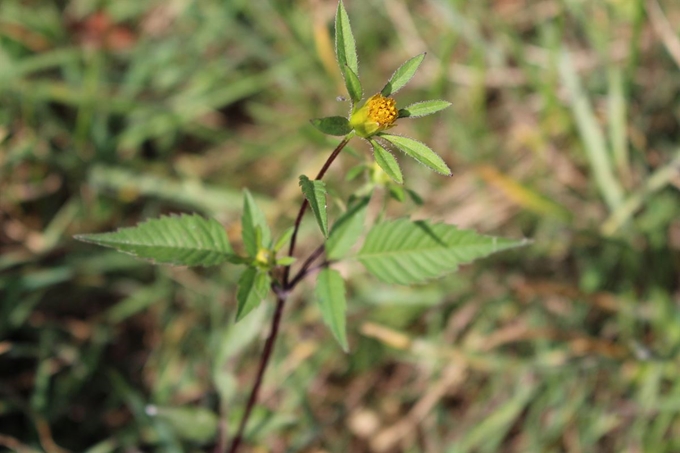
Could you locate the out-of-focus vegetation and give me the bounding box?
[1,0,680,451]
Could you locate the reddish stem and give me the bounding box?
[226,136,350,452]
[283,137,350,288]
[226,295,286,453]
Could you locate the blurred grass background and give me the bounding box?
[1,0,680,451]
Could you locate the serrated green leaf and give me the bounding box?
[371,139,403,184]
[236,267,270,322]
[335,0,359,79]
[299,175,329,238]
[380,134,451,175]
[74,214,235,267]
[326,197,369,260]
[381,53,426,97]
[242,189,271,256]
[316,268,349,352]
[310,116,352,136]
[357,219,528,285]
[343,64,362,104]
[398,100,451,118]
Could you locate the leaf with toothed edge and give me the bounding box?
[299,175,329,238]
[236,267,270,322]
[74,214,237,267]
[357,219,528,285]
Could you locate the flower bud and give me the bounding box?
[349,94,398,138]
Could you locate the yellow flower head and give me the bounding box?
[349,94,398,138]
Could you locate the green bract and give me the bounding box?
[310,0,452,184]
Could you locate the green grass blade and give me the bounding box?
[558,50,624,211]
[75,214,235,267]
[315,268,349,352]
[607,67,630,181]
[602,149,680,235]
[152,406,219,444]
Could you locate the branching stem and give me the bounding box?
[283,136,351,288]
[227,136,351,453]
[288,244,325,288]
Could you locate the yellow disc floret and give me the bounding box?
[367,94,397,127]
[350,94,398,138]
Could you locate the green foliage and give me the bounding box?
[299,175,329,238]
[74,214,235,267]
[379,134,452,175]
[236,267,271,322]
[315,269,349,351]
[343,64,363,104]
[335,0,359,101]
[381,53,426,97]
[310,116,353,136]
[371,139,404,184]
[357,219,527,285]
[151,406,219,443]
[398,100,452,119]
[325,197,369,260]
[242,189,271,257]
[273,227,295,252]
